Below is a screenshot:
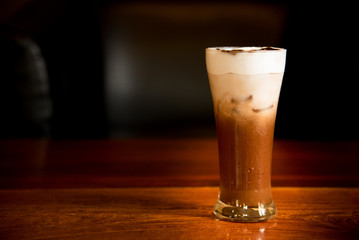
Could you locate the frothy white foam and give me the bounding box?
[206,47,286,75]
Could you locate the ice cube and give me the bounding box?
[231,95,253,105]
[252,104,273,113]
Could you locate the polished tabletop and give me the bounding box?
[1,139,359,239]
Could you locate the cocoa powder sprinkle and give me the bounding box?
[217,47,281,55]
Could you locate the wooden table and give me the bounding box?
[1,139,359,239]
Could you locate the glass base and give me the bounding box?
[213,198,276,222]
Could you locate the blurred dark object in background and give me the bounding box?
[0,0,106,139]
[0,0,358,140]
[0,34,51,138]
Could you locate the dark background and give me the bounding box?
[0,0,358,140]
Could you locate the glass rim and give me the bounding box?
[206,46,286,53]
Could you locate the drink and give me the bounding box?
[206,47,286,222]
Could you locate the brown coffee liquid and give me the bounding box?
[214,98,276,207]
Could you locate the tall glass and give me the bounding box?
[206,47,286,222]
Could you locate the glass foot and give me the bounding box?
[213,198,276,222]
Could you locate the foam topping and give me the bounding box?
[206,47,286,75]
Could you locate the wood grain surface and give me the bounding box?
[1,139,359,239]
[1,187,359,240]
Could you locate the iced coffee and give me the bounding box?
[206,47,286,222]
